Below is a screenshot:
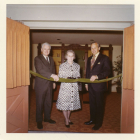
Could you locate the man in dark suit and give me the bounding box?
[34,42,59,129]
[85,42,111,130]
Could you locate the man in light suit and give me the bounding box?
[34,42,59,129]
[85,42,111,130]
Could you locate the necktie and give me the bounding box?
[91,55,95,69]
[46,57,49,63]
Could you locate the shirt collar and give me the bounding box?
[66,60,74,66]
[43,55,49,59]
[93,52,100,58]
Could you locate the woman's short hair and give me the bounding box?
[41,42,51,49]
[65,50,76,59]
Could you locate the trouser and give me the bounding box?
[35,87,53,122]
[88,84,105,127]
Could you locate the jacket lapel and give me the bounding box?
[40,55,50,67]
[89,56,92,68]
[48,56,51,66]
[91,53,102,70]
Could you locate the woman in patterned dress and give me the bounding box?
[56,50,81,128]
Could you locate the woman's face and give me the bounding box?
[67,52,74,64]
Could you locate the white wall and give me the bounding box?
[7,4,134,30]
[7,5,134,21]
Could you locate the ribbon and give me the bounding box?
[30,70,122,83]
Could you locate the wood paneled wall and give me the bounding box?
[6,18,30,88]
[121,25,134,133]
[7,86,28,133]
[123,25,134,90]
[6,18,30,133]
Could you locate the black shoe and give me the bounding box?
[84,120,95,125]
[65,124,70,128]
[69,122,73,125]
[92,125,101,130]
[37,122,43,129]
[44,119,56,124]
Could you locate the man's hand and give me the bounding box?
[85,84,88,91]
[53,83,56,89]
[51,74,59,81]
[90,75,98,82]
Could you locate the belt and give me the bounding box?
[67,77,80,79]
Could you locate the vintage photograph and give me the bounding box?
[5,3,134,136]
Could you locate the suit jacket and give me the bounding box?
[34,54,55,93]
[86,53,111,92]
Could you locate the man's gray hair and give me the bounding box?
[41,42,51,49]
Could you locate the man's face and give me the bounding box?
[91,43,100,55]
[41,45,50,57]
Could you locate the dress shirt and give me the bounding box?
[43,55,54,78]
[85,52,100,85]
[43,55,50,63]
[93,52,100,61]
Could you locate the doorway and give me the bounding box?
[29,29,122,133]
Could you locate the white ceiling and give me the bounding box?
[7,4,134,31]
